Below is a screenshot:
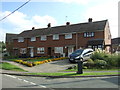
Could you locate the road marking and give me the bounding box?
[23,79,29,83]
[5,74,16,79]
[29,82,36,85]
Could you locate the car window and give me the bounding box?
[83,50,93,56]
[72,49,84,55]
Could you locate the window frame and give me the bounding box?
[31,37,36,42]
[18,37,24,42]
[41,35,47,41]
[84,32,95,37]
[54,47,63,54]
[37,47,45,54]
[53,34,59,40]
[65,33,72,39]
[20,48,26,54]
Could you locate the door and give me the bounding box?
[30,48,34,57]
[68,47,74,57]
[48,47,51,56]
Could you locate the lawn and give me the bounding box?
[26,58,52,62]
[0,62,27,72]
[26,71,119,76]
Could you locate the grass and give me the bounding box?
[63,68,120,72]
[26,58,52,62]
[26,71,119,76]
[0,62,27,72]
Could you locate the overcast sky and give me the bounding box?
[0,0,119,42]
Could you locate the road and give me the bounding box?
[2,74,119,89]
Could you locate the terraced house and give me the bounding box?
[6,18,111,57]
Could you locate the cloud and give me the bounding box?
[0,11,57,41]
[84,0,118,38]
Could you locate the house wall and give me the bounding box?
[13,31,105,57]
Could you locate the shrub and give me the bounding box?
[94,59,107,69]
[83,59,94,69]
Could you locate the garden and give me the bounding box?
[66,50,120,71]
[10,57,68,67]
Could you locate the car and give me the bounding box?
[69,48,94,63]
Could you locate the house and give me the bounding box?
[6,18,111,58]
[111,37,120,53]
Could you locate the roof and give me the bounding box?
[6,33,18,42]
[112,37,120,44]
[14,20,108,39]
[87,39,104,45]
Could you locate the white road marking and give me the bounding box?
[30,82,36,85]
[23,79,29,83]
[5,74,16,79]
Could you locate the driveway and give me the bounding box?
[2,59,76,73]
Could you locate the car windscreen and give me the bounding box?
[72,49,84,55]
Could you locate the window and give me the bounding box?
[41,35,47,41]
[65,33,72,39]
[31,37,36,41]
[20,48,26,54]
[54,47,63,53]
[84,32,94,37]
[18,37,24,42]
[53,34,59,40]
[37,47,45,54]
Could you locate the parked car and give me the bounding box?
[69,48,94,63]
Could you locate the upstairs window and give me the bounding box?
[84,32,94,37]
[31,37,36,41]
[37,47,45,54]
[18,37,24,42]
[41,35,47,41]
[65,33,72,39]
[53,34,59,40]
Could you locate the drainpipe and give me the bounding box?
[76,33,78,50]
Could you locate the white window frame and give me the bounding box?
[65,33,72,39]
[20,48,26,54]
[37,47,45,54]
[31,37,36,41]
[18,37,24,42]
[54,47,63,54]
[41,35,47,41]
[84,32,94,37]
[53,34,59,40]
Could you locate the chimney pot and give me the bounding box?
[32,27,35,30]
[66,22,70,25]
[47,23,51,28]
[88,18,92,22]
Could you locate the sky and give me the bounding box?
[0,0,119,42]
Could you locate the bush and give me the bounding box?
[83,59,94,69]
[94,59,107,69]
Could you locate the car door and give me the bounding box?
[83,51,93,60]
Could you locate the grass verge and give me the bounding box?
[26,71,119,76]
[63,68,120,72]
[0,62,27,72]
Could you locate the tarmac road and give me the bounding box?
[2,74,119,88]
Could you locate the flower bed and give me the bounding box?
[14,57,68,67]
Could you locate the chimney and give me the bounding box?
[66,22,70,25]
[32,27,35,30]
[47,23,51,28]
[88,18,92,22]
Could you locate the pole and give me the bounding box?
[77,59,83,74]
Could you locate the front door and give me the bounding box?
[48,47,51,56]
[30,48,34,57]
[68,47,74,57]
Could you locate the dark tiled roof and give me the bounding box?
[6,33,18,42]
[112,37,120,44]
[14,20,107,39]
[87,39,104,45]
